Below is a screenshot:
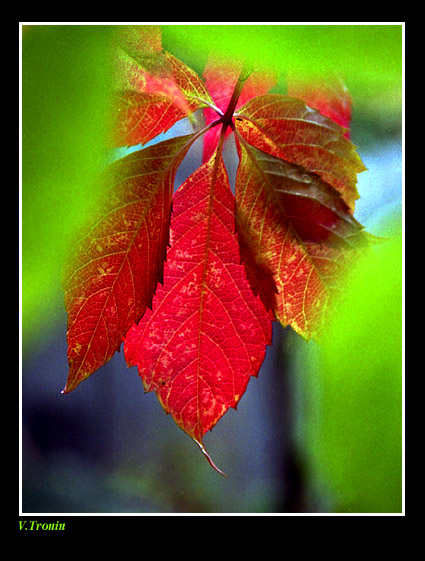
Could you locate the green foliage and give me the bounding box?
[22,25,113,342]
[301,219,402,512]
[162,24,402,95]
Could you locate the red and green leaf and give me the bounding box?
[62,134,196,393]
[124,151,271,462]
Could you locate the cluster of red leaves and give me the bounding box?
[62,26,370,472]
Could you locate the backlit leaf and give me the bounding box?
[235,140,368,339]
[62,134,196,393]
[124,152,272,452]
[235,94,366,212]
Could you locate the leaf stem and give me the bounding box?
[194,439,228,477]
[185,93,224,117]
[221,63,253,133]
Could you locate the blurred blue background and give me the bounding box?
[21,24,403,514]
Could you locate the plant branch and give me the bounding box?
[221,62,253,133]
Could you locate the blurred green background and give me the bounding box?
[21,24,403,515]
[22,25,114,345]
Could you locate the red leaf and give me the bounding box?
[202,56,276,161]
[111,26,213,148]
[236,94,366,212]
[62,134,196,393]
[124,152,272,448]
[235,140,368,339]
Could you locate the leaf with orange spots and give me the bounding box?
[124,151,271,471]
[62,134,197,393]
[234,140,369,340]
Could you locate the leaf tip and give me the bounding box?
[60,380,76,395]
[61,368,87,394]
